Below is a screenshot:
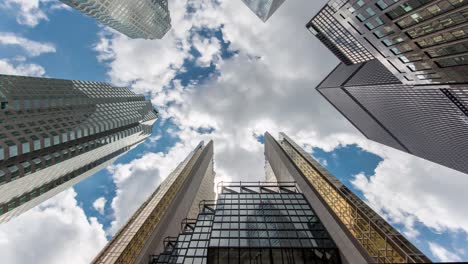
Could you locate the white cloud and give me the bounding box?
[1,0,48,27]
[92,197,107,215]
[192,35,221,67]
[0,189,107,264]
[428,242,462,262]
[0,59,46,76]
[351,148,468,238]
[1,0,70,27]
[0,32,56,57]
[107,141,202,234]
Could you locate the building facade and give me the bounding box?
[0,74,158,223]
[307,0,468,85]
[59,0,171,39]
[104,133,429,263]
[93,141,215,264]
[151,182,342,264]
[317,60,468,174]
[265,132,431,263]
[241,0,286,22]
[307,0,468,174]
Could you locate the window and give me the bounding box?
[7,141,18,158]
[22,141,30,154]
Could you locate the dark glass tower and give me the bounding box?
[151,182,341,264]
[100,133,429,263]
[59,0,171,39]
[307,0,468,85]
[307,0,468,174]
[0,74,158,223]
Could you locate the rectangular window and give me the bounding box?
[7,142,18,158]
[44,137,51,147]
[22,142,30,154]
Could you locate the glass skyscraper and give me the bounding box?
[307,0,468,174]
[94,133,429,263]
[59,0,172,39]
[0,74,158,223]
[307,0,468,85]
[241,0,286,22]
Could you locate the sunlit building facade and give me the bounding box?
[265,132,431,263]
[241,0,286,22]
[93,141,215,264]
[103,132,429,263]
[59,0,171,39]
[0,74,158,223]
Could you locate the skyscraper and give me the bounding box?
[241,0,286,22]
[93,141,215,264]
[0,74,158,223]
[307,0,468,85]
[96,133,429,263]
[307,0,468,174]
[264,132,430,263]
[59,0,171,39]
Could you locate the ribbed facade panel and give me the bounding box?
[346,84,468,174]
[59,0,171,39]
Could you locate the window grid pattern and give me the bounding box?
[278,137,431,263]
[151,183,341,264]
[308,5,375,65]
[0,74,157,223]
[311,0,468,84]
[93,143,208,264]
[59,0,171,39]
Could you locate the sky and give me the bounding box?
[0,0,467,263]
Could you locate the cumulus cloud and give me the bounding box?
[0,59,46,76]
[0,189,107,264]
[92,197,107,215]
[0,0,70,27]
[107,141,203,234]
[428,242,462,262]
[192,35,221,67]
[0,32,56,57]
[351,148,468,238]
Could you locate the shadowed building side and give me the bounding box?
[316,60,468,175]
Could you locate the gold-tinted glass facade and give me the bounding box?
[278,134,430,263]
[93,142,209,264]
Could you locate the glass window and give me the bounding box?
[7,141,17,158]
[22,142,30,154]
[0,147,4,161]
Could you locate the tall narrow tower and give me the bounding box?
[93,141,215,264]
[98,133,430,263]
[0,74,158,223]
[59,0,171,39]
[265,132,431,263]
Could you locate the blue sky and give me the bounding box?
[0,0,467,263]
